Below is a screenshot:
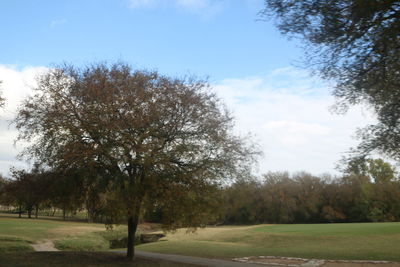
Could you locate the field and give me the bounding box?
[0,213,105,252]
[0,213,199,266]
[1,213,400,264]
[139,223,400,261]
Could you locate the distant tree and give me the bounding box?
[344,157,397,183]
[14,62,258,260]
[5,167,47,218]
[343,157,399,221]
[291,172,323,222]
[0,174,7,207]
[261,172,298,223]
[223,178,261,224]
[47,169,86,220]
[262,1,400,159]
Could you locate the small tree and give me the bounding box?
[5,168,45,218]
[47,169,86,220]
[14,62,258,260]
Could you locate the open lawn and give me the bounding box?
[1,213,400,262]
[0,213,158,252]
[138,223,400,262]
[0,213,109,252]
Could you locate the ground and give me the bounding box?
[1,213,400,266]
[139,223,400,261]
[0,252,203,267]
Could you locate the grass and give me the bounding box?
[138,223,400,261]
[0,213,147,252]
[0,252,202,267]
[0,237,33,253]
[2,212,400,262]
[54,232,110,251]
[0,213,105,252]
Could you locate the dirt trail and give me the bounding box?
[31,239,59,252]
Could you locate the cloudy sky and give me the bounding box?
[0,0,375,176]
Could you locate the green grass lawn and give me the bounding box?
[138,223,400,261]
[0,213,145,252]
[2,213,400,262]
[0,213,105,252]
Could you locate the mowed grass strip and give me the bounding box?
[137,223,400,261]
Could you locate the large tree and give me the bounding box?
[14,62,257,260]
[262,0,400,160]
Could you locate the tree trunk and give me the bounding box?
[18,205,22,218]
[127,214,140,261]
[35,206,39,219]
[63,206,66,221]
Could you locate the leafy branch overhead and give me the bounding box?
[262,0,400,159]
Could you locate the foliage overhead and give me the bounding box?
[262,0,400,159]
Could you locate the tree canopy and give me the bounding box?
[262,0,400,160]
[14,62,258,260]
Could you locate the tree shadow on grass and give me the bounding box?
[0,252,201,267]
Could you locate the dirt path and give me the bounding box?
[31,239,59,252]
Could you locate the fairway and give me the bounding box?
[137,223,400,261]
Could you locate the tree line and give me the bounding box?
[222,160,400,224]
[1,158,399,226]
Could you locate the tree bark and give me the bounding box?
[126,214,140,261]
[18,205,22,218]
[35,206,39,218]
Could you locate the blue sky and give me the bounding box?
[0,0,301,80]
[0,0,375,176]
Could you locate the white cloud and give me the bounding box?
[0,65,46,176]
[213,67,376,175]
[263,121,330,147]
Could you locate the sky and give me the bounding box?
[0,0,375,176]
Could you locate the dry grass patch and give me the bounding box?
[49,226,105,237]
